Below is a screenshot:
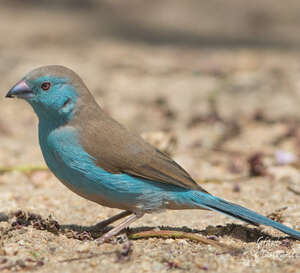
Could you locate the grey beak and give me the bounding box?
[6,80,33,99]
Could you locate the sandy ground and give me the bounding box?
[1,3,300,272]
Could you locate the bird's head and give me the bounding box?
[6,65,87,124]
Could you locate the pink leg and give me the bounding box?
[94,211,132,229]
[97,213,143,245]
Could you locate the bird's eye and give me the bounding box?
[41,82,51,91]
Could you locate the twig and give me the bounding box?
[0,165,48,174]
[128,230,241,253]
[287,186,300,196]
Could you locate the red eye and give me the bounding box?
[41,82,51,91]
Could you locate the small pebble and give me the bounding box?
[76,242,90,253]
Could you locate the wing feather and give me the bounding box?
[71,104,207,192]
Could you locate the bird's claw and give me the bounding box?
[97,236,106,245]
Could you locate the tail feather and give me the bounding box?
[193,192,300,240]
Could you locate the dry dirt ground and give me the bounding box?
[1,3,300,273]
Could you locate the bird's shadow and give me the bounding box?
[61,220,289,243]
[1,210,294,243]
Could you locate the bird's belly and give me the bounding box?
[39,127,194,213]
[57,176,129,210]
[43,150,188,212]
[48,159,135,210]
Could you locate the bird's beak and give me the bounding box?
[6,80,34,99]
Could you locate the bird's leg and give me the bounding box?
[97,212,143,245]
[94,210,132,230]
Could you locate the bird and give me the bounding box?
[5,65,300,243]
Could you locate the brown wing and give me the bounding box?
[71,101,207,192]
[122,147,206,191]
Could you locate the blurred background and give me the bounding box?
[1,1,300,271]
[2,0,300,169]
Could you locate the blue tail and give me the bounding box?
[191,191,300,239]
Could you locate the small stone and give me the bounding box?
[0,257,8,264]
[37,260,44,266]
[3,247,16,256]
[77,243,90,253]
[16,259,26,268]
[275,150,296,165]
[89,260,98,267]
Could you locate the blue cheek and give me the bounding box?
[40,92,62,109]
[40,86,77,110]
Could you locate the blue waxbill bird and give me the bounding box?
[5,65,300,243]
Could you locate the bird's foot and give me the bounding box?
[97,236,107,245]
[94,211,131,231]
[96,213,142,246]
[97,232,129,245]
